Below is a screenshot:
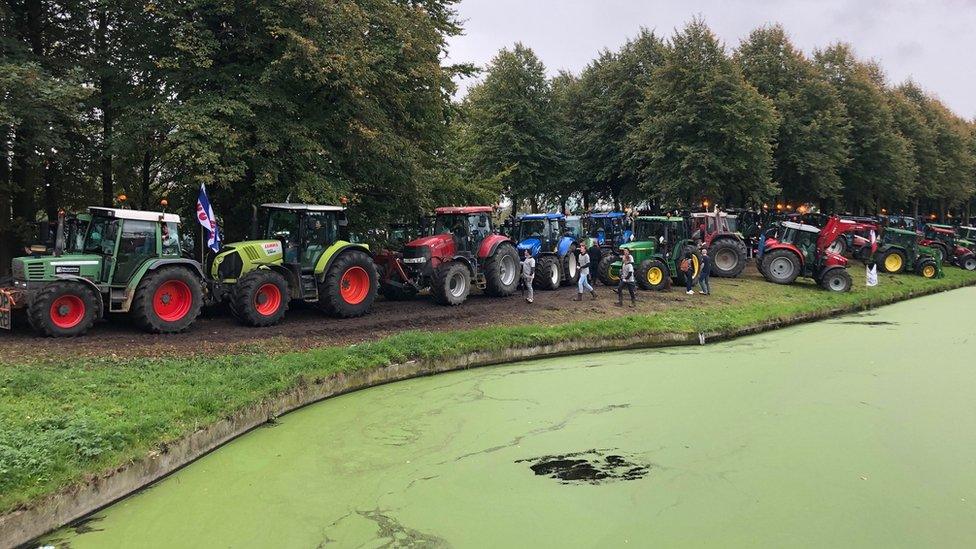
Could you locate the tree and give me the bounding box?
[814,44,914,213]
[736,25,850,208]
[465,43,562,213]
[629,19,778,209]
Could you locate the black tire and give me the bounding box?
[319,249,378,318]
[534,255,561,291]
[760,249,801,284]
[432,261,470,306]
[708,238,747,278]
[379,283,417,301]
[597,253,620,286]
[483,242,519,296]
[561,248,580,286]
[958,253,976,271]
[27,281,99,337]
[131,266,204,333]
[231,269,289,327]
[930,243,949,264]
[878,249,906,274]
[636,259,670,291]
[916,258,939,279]
[820,268,852,292]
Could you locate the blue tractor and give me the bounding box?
[582,211,633,285]
[515,213,581,290]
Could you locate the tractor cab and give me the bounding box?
[775,221,821,265]
[515,213,580,290]
[584,212,632,247]
[690,211,739,242]
[256,204,348,273]
[430,207,494,256]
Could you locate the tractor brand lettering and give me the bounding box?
[51,260,99,266]
[55,266,82,275]
[262,242,282,255]
[402,257,427,263]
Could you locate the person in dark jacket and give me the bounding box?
[680,251,694,294]
[698,247,711,295]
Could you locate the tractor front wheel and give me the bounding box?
[432,262,470,306]
[319,250,378,318]
[820,268,852,292]
[27,281,99,337]
[760,249,800,285]
[708,238,747,278]
[483,242,519,296]
[561,249,579,286]
[232,269,289,327]
[879,249,906,273]
[132,266,204,333]
[917,258,938,279]
[637,259,670,291]
[534,256,561,291]
[597,254,619,286]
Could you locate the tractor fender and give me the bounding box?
[764,243,804,266]
[556,236,576,258]
[449,255,477,277]
[313,241,373,282]
[51,274,105,318]
[823,253,848,268]
[478,234,514,259]
[121,259,206,311]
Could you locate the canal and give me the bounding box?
[40,288,976,547]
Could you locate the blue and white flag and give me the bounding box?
[196,183,221,252]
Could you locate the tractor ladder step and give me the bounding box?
[300,274,319,301]
[474,273,487,290]
[109,288,127,312]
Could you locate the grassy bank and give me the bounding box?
[2,269,976,516]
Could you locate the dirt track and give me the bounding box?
[0,267,766,362]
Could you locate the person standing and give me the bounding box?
[616,249,637,307]
[574,244,597,301]
[698,247,711,295]
[521,249,536,303]
[680,251,694,295]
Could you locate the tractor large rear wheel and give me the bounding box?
[319,250,378,318]
[534,256,561,291]
[132,266,204,333]
[879,249,906,274]
[820,268,852,292]
[483,242,519,297]
[709,238,747,278]
[432,261,470,306]
[930,243,949,264]
[636,259,670,291]
[760,249,800,285]
[231,269,289,327]
[27,281,99,337]
[597,254,619,286]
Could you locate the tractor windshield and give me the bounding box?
[519,220,548,241]
[434,214,469,237]
[83,215,119,255]
[634,219,667,242]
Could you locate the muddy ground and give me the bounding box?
[0,266,767,362]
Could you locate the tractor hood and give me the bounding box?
[11,254,103,283]
[619,241,657,254]
[517,238,542,256]
[404,234,455,258]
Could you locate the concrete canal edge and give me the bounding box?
[3,280,976,547]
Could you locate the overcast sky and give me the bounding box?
[445,0,976,119]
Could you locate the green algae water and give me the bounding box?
[40,288,976,548]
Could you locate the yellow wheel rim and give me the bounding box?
[691,255,701,278]
[884,254,903,272]
[922,265,936,278]
[647,267,663,285]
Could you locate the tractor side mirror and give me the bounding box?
[659,236,665,244]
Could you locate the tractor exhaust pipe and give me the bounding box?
[53,210,66,257]
[250,205,258,240]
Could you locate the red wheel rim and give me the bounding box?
[153,280,192,322]
[339,266,370,305]
[254,283,282,316]
[50,295,85,329]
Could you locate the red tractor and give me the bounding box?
[756,216,865,292]
[374,206,520,305]
[690,210,748,277]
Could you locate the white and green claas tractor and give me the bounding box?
[1,207,206,337]
[209,203,378,326]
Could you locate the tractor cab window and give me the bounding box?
[84,215,120,255]
[113,219,157,283]
[161,221,180,256]
[795,230,818,262]
[565,219,582,239]
[634,220,667,243]
[266,210,300,263]
[434,214,467,237]
[300,212,337,270]
[468,214,490,244]
[519,220,547,241]
[549,219,561,241]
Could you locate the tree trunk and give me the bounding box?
[529,195,539,214]
[44,161,58,221]
[939,199,945,223]
[0,125,11,275]
[141,149,153,209]
[97,10,113,207]
[581,192,590,211]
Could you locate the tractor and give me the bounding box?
[607,216,702,290]
[1,207,205,336]
[209,203,378,327]
[374,206,519,306]
[920,224,976,270]
[757,216,856,292]
[514,213,581,290]
[583,211,634,285]
[873,227,943,278]
[689,210,748,277]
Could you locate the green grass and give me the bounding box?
[2,269,976,515]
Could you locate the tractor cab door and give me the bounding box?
[547,218,561,251]
[112,219,158,284]
[299,211,338,272]
[465,213,491,254]
[81,215,118,283]
[265,209,301,266]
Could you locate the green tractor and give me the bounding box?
[873,227,942,279]
[607,216,702,290]
[1,207,205,337]
[210,203,378,326]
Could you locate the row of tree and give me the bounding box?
[462,20,976,220]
